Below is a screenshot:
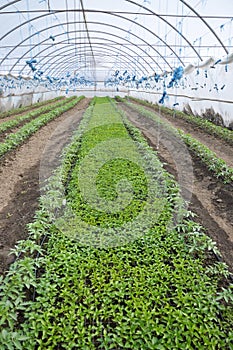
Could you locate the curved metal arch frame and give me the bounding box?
[0,0,21,11]
[0,0,228,72]
[20,38,153,78]
[57,58,137,86]
[15,30,159,76]
[42,46,146,78]
[35,44,149,79]
[1,0,226,58]
[50,53,137,82]
[37,52,146,81]
[8,20,173,72]
[50,57,143,82]
[56,64,94,82]
[42,45,148,78]
[6,20,171,74]
[33,33,157,76]
[0,8,184,69]
[126,0,228,59]
[179,0,228,54]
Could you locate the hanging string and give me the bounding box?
[174,0,179,67]
[179,2,184,62]
[164,0,168,72]
[17,10,24,45]
[228,18,233,53]
[37,32,41,57]
[65,0,70,44]
[174,3,184,118]
[106,0,145,81]
[190,1,232,60]
[45,0,49,43]
[26,0,32,59]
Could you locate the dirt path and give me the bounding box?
[0,98,68,143]
[119,103,233,273]
[0,97,65,125]
[0,98,90,275]
[132,102,233,168]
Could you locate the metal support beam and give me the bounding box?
[79,0,96,85]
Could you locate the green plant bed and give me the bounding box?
[0,96,64,119]
[124,101,233,184]
[0,97,232,350]
[126,96,233,146]
[0,96,84,159]
[0,96,77,134]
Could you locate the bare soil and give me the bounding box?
[0,98,90,275]
[0,98,232,276]
[160,109,233,168]
[0,97,65,124]
[136,103,233,168]
[0,98,67,143]
[119,102,233,273]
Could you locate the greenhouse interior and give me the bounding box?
[0,0,233,349]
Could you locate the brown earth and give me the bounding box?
[0,98,90,275]
[0,98,67,143]
[119,102,233,273]
[131,102,233,168]
[0,97,65,124]
[0,97,232,276]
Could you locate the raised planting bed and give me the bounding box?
[0,96,84,159]
[123,101,233,184]
[126,96,233,146]
[0,96,64,119]
[0,97,232,350]
[0,96,77,134]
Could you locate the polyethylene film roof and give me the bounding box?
[0,0,232,85]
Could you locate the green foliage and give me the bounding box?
[0,97,232,349]
[93,96,111,104]
[124,101,233,184]
[114,95,124,102]
[0,96,64,119]
[127,96,233,146]
[0,96,84,158]
[0,97,74,134]
[179,132,233,183]
[67,111,149,228]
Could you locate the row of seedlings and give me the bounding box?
[126,96,233,146]
[0,96,64,119]
[0,96,84,158]
[0,97,75,134]
[121,100,233,184]
[0,97,232,349]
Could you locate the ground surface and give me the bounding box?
[0,98,232,275]
[155,105,233,168]
[0,98,90,275]
[0,98,65,143]
[119,102,233,273]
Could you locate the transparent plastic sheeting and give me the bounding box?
[0,0,232,124]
